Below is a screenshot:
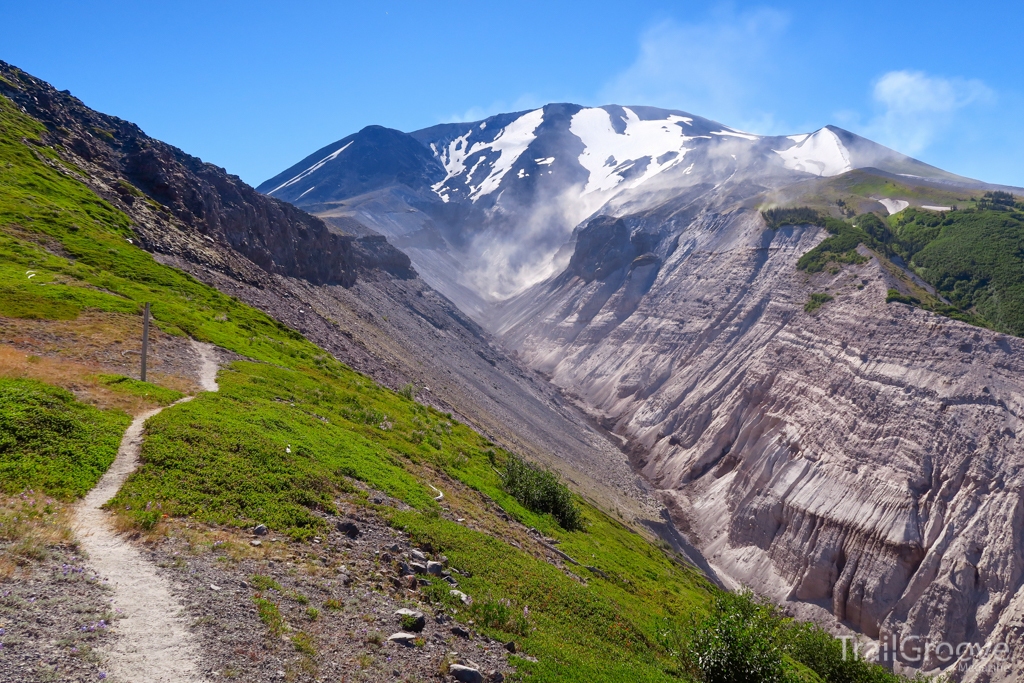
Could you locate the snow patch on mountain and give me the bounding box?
[774,128,852,177]
[711,129,760,141]
[267,141,353,195]
[877,198,909,215]
[431,108,545,202]
[570,107,695,196]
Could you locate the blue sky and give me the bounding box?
[5,1,1022,187]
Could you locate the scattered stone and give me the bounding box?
[410,549,427,562]
[380,552,393,563]
[253,524,268,536]
[387,631,418,646]
[394,608,426,632]
[209,584,222,591]
[504,641,516,654]
[427,561,444,576]
[410,562,428,574]
[450,664,483,683]
[337,520,360,538]
[249,539,261,547]
[488,672,505,683]
[239,581,249,589]
[450,589,472,605]
[451,625,470,638]
[444,575,459,586]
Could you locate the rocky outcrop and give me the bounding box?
[497,206,1024,679]
[0,61,413,287]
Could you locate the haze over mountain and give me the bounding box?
[262,105,1024,680]
[258,104,989,317]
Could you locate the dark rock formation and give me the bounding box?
[0,61,412,287]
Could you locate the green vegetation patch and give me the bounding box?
[804,293,834,313]
[393,510,707,682]
[791,212,877,274]
[890,204,1024,336]
[253,597,285,637]
[0,378,130,499]
[94,374,185,406]
[680,590,924,683]
[502,453,583,530]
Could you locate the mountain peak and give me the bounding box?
[257,103,992,304]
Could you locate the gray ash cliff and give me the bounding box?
[496,206,1024,679]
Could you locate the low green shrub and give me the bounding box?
[250,574,283,592]
[502,454,583,530]
[684,591,788,683]
[885,289,918,305]
[253,597,285,636]
[762,207,823,229]
[804,293,834,313]
[0,378,130,499]
[470,597,531,637]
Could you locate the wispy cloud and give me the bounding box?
[862,70,995,155]
[600,9,789,133]
[441,94,543,124]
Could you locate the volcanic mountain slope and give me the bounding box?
[259,104,986,317]
[266,104,1024,680]
[0,62,663,536]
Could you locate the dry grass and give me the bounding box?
[141,520,281,565]
[0,343,192,414]
[0,311,200,398]
[0,493,75,579]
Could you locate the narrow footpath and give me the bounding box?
[73,340,219,683]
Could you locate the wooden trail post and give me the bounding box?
[141,302,150,382]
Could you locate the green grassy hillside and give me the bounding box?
[0,87,919,681]
[766,198,1024,336]
[0,378,129,499]
[890,203,1024,335]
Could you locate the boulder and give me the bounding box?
[336,520,359,538]
[387,632,418,646]
[449,664,482,683]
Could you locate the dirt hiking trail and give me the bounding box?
[74,340,219,683]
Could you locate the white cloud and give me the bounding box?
[600,9,789,133]
[441,94,543,124]
[864,70,994,155]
